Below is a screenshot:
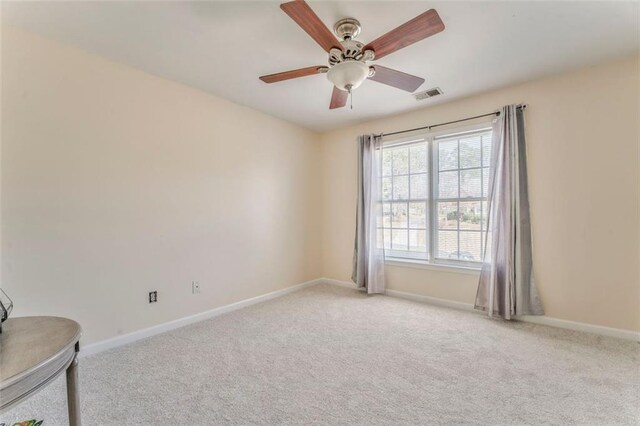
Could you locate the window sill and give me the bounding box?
[385,258,481,275]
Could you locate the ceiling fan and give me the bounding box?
[259,0,445,110]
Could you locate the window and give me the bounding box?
[379,139,430,260]
[378,125,492,267]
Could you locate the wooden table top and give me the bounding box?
[0,316,81,386]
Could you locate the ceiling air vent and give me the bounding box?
[414,87,443,101]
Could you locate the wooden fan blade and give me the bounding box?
[369,65,425,93]
[259,66,326,83]
[363,9,444,60]
[280,0,343,53]
[329,86,348,109]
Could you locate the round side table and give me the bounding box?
[0,316,82,425]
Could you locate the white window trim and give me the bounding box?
[385,257,482,275]
[381,121,494,273]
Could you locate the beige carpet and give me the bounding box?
[2,284,639,425]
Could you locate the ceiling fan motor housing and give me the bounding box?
[328,18,375,66]
[329,40,366,65]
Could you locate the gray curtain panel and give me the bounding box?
[475,105,544,318]
[352,134,385,294]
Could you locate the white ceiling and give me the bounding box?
[2,1,639,132]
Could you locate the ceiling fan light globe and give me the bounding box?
[327,61,369,91]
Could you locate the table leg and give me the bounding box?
[66,350,81,426]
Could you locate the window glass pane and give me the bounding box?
[438,201,458,229]
[409,202,427,228]
[382,202,392,228]
[438,170,458,198]
[391,202,408,228]
[392,175,409,200]
[383,228,391,249]
[484,229,492,257]
[459,136,482,169]
[460,169,481,198]
[437,230,458,259]
[481,201,488,230]
[410,173,428,199]
[459,231,481,262]
[459,201,482,230]
[382,176,393,201]
[391,229,408,251]
[482,134,492,167]
[392,149,409,175]
[376,228,384,249]
[410,144,427,173]
[482,167,490,197]
[382,151,393,176]
[438,140,458,171]
[409,230,427,252]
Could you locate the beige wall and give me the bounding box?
[1,28,322,345]
[2,27,638,347]
[321,55,640,332]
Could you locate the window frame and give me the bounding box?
[381,121,494,270]
[379,134,430,260]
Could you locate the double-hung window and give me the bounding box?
[378,124,493,268]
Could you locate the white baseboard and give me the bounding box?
[80,278,323,358]
[320,277,360,290]
[513,314,640,342]
[319,278,640,342]
[80,276,638,357]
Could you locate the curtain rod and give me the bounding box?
[377,104,527,138]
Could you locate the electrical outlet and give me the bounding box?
[149,291,157,303]
[192,281,201,294]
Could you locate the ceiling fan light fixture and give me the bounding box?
[326,61,369,92]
